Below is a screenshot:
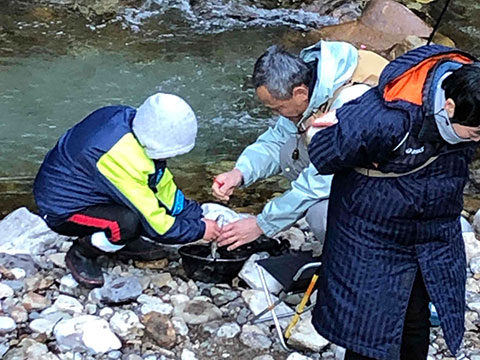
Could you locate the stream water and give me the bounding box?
[1,0,480,218]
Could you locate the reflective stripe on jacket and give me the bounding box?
[34,106,205,244]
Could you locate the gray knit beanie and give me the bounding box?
[132,93,197,159]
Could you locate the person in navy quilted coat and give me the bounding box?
[308,45,480,360]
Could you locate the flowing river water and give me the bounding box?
[0,0,480,218]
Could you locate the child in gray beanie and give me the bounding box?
[34,93,220,288]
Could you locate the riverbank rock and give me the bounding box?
[0,207,66,255]
[0,207,479,358]
[311,0,437,57]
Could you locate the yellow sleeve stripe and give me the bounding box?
[97,133,175,235]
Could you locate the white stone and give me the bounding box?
[54,315,121,354]
[239,253,283,294]
[471,256,480,274]
[29,318,56,335]
[59,274,79,295]
[216,322,241,338]
[99,307,114,319]
[0,283,14,299]
[241,289,292,327]
[174,299,222,325]
[172,316,189,336]
[468,302,480,313]
[52,295,84,314]
[464,232,480,264]
[137,294,173,315]
[109,310,143,338]
[181,349,197,360]
[239,324,272,349]
[287,312,329,352]
[85,303,97,315]
[171,294,189,307]
[48,253,66,268]
[286,353,313,360]
[0,207,67,255]
[10,268,26,280]
[0,316,16,333]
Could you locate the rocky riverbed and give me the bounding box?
[0,207,479,360]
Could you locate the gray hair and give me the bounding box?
[252,45,312,100]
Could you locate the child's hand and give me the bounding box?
[202,219,221,241]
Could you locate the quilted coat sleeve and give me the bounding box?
[308,90,409,175]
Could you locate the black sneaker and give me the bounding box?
[116,237,168,261]
[65,239,104,288]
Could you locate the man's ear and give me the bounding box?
[292,84,309,102]
[444,98,456,118]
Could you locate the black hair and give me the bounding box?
[252,45,312,100]
[442,62,480,127]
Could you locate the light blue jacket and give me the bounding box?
[235,41,367,236]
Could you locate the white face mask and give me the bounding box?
[434,109,471,145]
[433,72,471,145]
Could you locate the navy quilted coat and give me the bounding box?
[308,45,477,359]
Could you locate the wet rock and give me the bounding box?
[0,316,16,334]
[29,318,56,335]
[287,313,329,352]
[239,324,272,349]
[137,294,173,316]
[0,207,66,255]
[54,315,121,354]
[174,299,222,325]
[22,292,51,311]
[51,294,84,314]
[109,310,143,338]
[315,0,432,55]
[143,312,177,349]
[217,322,241,338]
[98,276,143,304]
[0,283,14,299]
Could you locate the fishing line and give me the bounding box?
[427,0,454,45]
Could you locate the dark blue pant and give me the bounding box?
[345,270,431,360]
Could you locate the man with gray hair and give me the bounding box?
[212,41,373,249]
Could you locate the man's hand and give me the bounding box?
[211,169,243,201]
[202,219,221,241]
[216,216,263,251]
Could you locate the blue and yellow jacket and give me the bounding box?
[33,106,205,244]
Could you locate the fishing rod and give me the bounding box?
[427,0,454,45]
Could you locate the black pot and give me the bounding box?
[179,237,290,284]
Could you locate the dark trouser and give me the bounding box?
[51,204,141,245]
[345,270,431,360]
